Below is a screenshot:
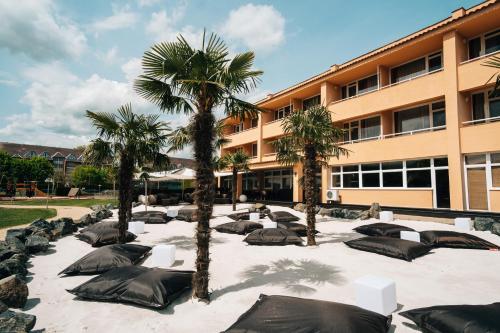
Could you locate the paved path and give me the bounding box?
[0,205,91,240]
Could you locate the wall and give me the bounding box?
[338,189,434,208]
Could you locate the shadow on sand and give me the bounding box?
[211,258,345,300]
[315,232,361,245]
[154,235,226,250]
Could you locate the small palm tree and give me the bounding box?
[168,119,230,153]
[84,104,170,243]
[274,105,348,246]
[218,150,250,211]
[135,32,262,301]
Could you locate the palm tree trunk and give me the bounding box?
[117,153,133,244]
[304,144,317,246]
[232,167,237,211]
[192,111,216,301]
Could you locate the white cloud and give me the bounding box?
[221,4,285,52]
[137,0,161,7]
[91,6,138,34]
[0,0,87,61]
[97,47,120,65]
[145,4,203,46]
[0,71,19,87]
[121,57,143,83]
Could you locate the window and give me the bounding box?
[342,116,380,142]
[303,95,320,110]
[233,122,243,133]
[361,163,380,187]
[264,169,292,190]
[395,105,430,133]
[341,74,378,99]
[464,152,500,195]
[251,143,258,157]
[471,90,500,122]
[432,101,446,127]
[242,172,258,191]
[390,52,442,84]
[250,118,258,128]
[468,29,500,60]
[275,105,292,120]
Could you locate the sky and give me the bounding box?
[0,0,480,157]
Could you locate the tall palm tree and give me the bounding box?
[274,105,348,246]
[84,104,170,243]
[134,32,262,301]
[218,150,250,211]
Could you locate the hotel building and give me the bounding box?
[220,0,500,212]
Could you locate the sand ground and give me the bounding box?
[0,205,92,240]
[22,204,500,333]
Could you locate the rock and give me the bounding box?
[25,226,54,242]
[9,254,28,265]
[0,301,7,314]
[4,238,26,254]
[0,250,16,261]
[491,222,500,236]
[0,276,28,308]
[0,259,28,280]
[75,214,93,227]
[5,229,27,243]
[359,211,371,220]
[368,202,381,219]
[293,203,305,212]
[317,208,333,216]
[474,217,495,231]
[105,203,114,210]
[314,206,321,214]
[29,219,53,232]
[90,204,104,211]
[24,236,49,254]
[0,310,36,332]
[344,210,361,220]
[51,218,77,237]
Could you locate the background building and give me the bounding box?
[220,0,500,212]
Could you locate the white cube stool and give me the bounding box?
[166,209,179,218]
[400,230,420,242]
[262,221,277,229]
[379,211,394,223]
[249,212,260,221]
[152,244,176,268]
[128,221,145,234]
[354,275,397,316]
[455,217,472,231]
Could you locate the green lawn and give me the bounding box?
[0,208,57,229]
[3,198,118,208]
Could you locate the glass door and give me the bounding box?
[435,169,450,208]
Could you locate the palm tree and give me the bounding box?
[167,119,230,153]
[274,105,348,246]
[483,55,500,96]
[218,150,250,211]
[134,32,262,301]
[84,104,170,243]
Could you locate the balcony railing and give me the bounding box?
[462,116,500,126]
[226,126,258,136]
[338,125,446,145]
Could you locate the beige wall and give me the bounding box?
[338,189,434,208]
[490,190,500,212]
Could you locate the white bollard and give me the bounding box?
[152,244,176,268]
[128,221,145,234]
[262,221,277,229]
[354,275,397,316]
[400,231,420,242]
[379,211,394,223]
[166,209,179,218]
[455,217,472,231]
[249,212,260,222]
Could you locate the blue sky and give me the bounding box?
[0,0,480,157]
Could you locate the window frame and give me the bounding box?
[388,50,443,85]
[274,104,292,121]
[302,95,321,111]
[341,73,379,100]
[467,28,500,60]
[392,99,446,134]
[251,143,258,158]
[470,89,500,122]
[341,115,382,143]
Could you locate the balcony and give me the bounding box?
[329,70,444,122]
[458,51,500,92]
[261,152,277,162]
[460,117,500,154]
[262,119,284,139]
[223,127,259,148]
[331,126,448,164]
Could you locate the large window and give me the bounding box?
[303,95,321,110]
[471,90,500,122]
[464,152,500,211]
[341,74,378,99]
[251,143,258,157]
[390,52,442,84]
[242,172,258,191]
[394,100,445,134]
[342,116,381,143]
[274,105,292,120]
[331,157,447,189]
[264,169,292,190]
[468,29,500,60]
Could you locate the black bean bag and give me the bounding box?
[268,211,300,223]
[76,228,136,247]
[420,230,499,250]
[176,208,197,222]
[354,223,415,238]
[400,303,500,333]
[277,222,318,237]
[244,229,303,246]
[59,244,151,275]
[79,221,119,233]
[214,221,263,235]
[223,294,392,333]
[67,266,194,309]
[344,236,432,261]
[132,210,172,224]
[227,212,266,221]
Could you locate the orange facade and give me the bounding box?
[220,0,500,212]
